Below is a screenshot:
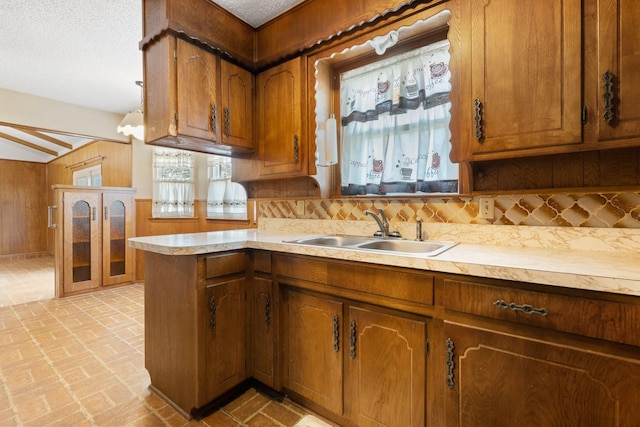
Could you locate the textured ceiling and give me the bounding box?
[0,0,306,116]
[0,0,305,162]
[213,0,305,27]
[0,0,144,115]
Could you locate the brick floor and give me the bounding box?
[0,258,336,427]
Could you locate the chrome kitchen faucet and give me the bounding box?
[364,208,401,238]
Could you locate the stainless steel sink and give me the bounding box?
[284,235,457,257]
[356,239,455,255]
[286,235,373,247]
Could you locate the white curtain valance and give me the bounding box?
[340,40,451,126]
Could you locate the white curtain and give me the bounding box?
[152,148,195,217]
[340,40,458,195]
[206,156,247,219]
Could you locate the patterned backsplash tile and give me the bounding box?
[260,192,640,228]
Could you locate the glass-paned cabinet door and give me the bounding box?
[103,192,133,285]
[63,192,101,293]
[108,200,126,276]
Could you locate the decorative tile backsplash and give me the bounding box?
[260,192,640,228]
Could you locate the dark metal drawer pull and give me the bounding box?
[602,70,615,125]
[349,319,356,359]
[473,98,483,140]
[493,299,548,317]
[445,338,455,389]
[333,314,339,352]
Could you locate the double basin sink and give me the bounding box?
[284,235,457,257]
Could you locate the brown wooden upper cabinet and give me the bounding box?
[143,36,254,155]
[592,0,640,144]
[451,0,640,162]
[451,0,582,161]
[233,57,308,180]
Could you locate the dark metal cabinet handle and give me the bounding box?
[104,207,109,220]
[602,70,615,125]
[349,319,356,358]
[446,338,455,389]
[92,207,96,221]
[293,135,299,164]
[209,295,216,331]
[264,294,270,328]
[493,299,548,317]
[211,104,217,134]
[473,98,483,140]
[333,315,339,352]
[224,107,230,136]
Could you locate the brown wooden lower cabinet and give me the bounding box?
[53,186,135,297]
[443,322,640,427]
[143,250,249,418]
[142,250,640,425]
[283,289,344,415]
[204,278,247,401]
[345,305,426,427]
[251,250,276,388]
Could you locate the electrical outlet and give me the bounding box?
[478,197,494,219]
[296,200,305,216]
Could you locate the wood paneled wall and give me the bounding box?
[46,140,133,253]
[133,199,257,281]
[0,160,47,256]
[473,147,640,192]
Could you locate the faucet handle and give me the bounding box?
[377,208,389,228]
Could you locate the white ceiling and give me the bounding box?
[0,0,304,162]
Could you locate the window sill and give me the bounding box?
[148,216,199,221]
[206,214,249,222]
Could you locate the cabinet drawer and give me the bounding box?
[329,264,434,306]
[443,279,640,347]
[253,251,272,274]
[273,255,328,283]
[204,252,246,279]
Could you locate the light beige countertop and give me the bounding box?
[129,220,640,297]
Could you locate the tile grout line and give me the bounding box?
[57,287,165,425]
[10,302,97,426]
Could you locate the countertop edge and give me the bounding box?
[129,231,640,297]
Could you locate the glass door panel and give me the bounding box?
[108,200,126,276]
[102,192,133,286]
[63,192,101,293]
[72,200,92,282]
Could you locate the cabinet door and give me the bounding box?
[62,192,102,293]
[443,322,640,426]
[177,38,219,142]
[252,276,275,387]
[346,306,426,427]
[203,279,247,404]
[596,0,640,141]
[258,57,305,176]
[221,60,254,150]
[102,192,134,286]
[467,0,582,156]
[284,289,343,415]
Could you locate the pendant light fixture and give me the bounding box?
[117,80,144,141]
